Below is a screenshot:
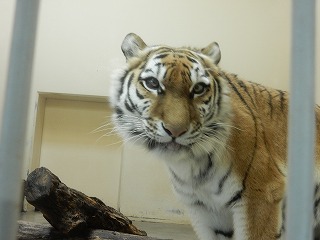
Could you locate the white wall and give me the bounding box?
[1,0,319,222]
[32,0,294,95]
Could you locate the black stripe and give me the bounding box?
[117,70,129,100]
[130,129,144,136]
[157,88,165,95]
[203,96,212,105]
[237,80,256,108]
[226,77,253,114]
[214,79,222,115]
[275,231,282,239]
[126,74,141,114]
[205,110,215,122]
[153,48,171,55]
[259,85,268,93]
[251,83,258,99]
[182,63,190,69]
[146,138,157,150]
[192,200,208,209]
[314,197,320,217]
[216,78,222,104]
[194,67,200,79]
[142,105,149,111]
[216,164,232,195]
[136,89,144,99]
[115,107,124,118]
[277,200,286,238]
[144,68,154,73]
[199,107,205,115]
[145,125,154,134]
[214,229,233,238]
[225,75,258,203]
[155,62,163,76]
[182,67,192,80]
[190,124,201,135]
[124,100,134,113]
[315,184,320,196]
[154,53,169,59]
[161,66,168,80]
[267,89,273,117]
[166,66,175,82]
[139,61,148,70]
[226,76,258,123]
[155,62,162,67]
[279,90,285,111]
[207,122,219,131]
[281,200,286,231]
[194,154,213,182]
[226,189,243,207]
[126,92,137,112]
[185,66,192,79]
[187,56,197,63]
[170,169,186,185]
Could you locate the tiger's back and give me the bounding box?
[226,72,320,238]
[110,33,320,240]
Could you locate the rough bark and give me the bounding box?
[24,167,146,236]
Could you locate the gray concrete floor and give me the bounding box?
[20,211,197,240]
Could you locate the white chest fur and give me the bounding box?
[163,152,243,240]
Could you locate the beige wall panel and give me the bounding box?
[0,0,15,133]
[31,0,295,96]
[39,99,122,208]
[120,144,189,223]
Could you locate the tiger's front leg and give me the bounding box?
[232,196,284,240]
[188,204,234,240]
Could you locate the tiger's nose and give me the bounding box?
[162,123,188,138]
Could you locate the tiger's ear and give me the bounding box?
[121,33,147,60]
[201,42,221,65]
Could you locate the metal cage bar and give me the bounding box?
[286,0,316,239]
[0,0,39,239]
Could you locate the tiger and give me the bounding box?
[109,33,320,240]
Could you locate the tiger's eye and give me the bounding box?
[193,83,208,95]
[144,77,160,90]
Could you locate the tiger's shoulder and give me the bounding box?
[218,71,289,119]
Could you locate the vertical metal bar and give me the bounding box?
[286,0,316,239]
[0,0,39,239]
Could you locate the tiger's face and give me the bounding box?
[110,33,231,158]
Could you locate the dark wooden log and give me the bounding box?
[17,221,165,240]
[24,167,146,236]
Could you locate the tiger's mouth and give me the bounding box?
[163,141,183,151]
[146,137,189,152]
